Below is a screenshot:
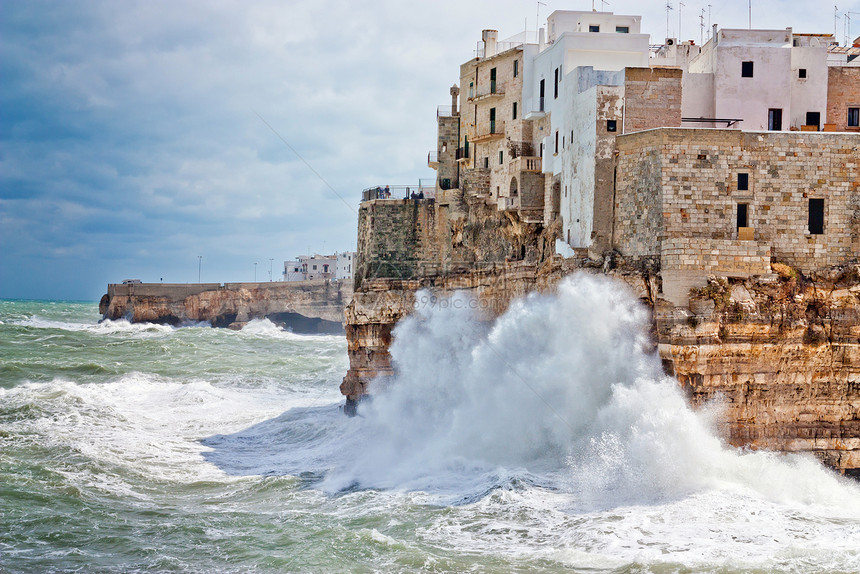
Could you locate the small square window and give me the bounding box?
[798,68,807,79]
[607,120,617,132]
[848,107,859,127]
[589,25,600,32]
[616,26,629,33]
[741,61,754,77]
[737,173,749,191]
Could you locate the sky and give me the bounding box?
[2,0,858,301]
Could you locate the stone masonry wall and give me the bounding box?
[614,129,860,273]
[355,199,439,286]
[437,114,460,189]
[661,238,771,275]
[826,67,860,132]
[623,67,683,133]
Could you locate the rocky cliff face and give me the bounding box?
[101,281,352,333]
[344,201,860,474]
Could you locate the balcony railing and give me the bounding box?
[456,146,470,160]
[508,141,536,159]
[437,105,456,118]
[471,120,505,143]
[467,85,505,102]
[362,185,436,202]
[428,151,439,169]
[511,155,542,173]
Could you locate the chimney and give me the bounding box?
[482,29,498,58]
[450,84,460,115]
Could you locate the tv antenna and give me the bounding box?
[666,1,673,40]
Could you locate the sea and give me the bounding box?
[2,274,859,574]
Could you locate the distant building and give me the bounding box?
[283,252,356,282]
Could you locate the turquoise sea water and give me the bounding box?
[2,282,860,573]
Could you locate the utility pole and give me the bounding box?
[700,8,705,44]
[197,255,202,283]
[269,258,274,282]
[679,1,685,41]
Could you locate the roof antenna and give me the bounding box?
[666,1,673,40]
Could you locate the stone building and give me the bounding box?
[425,9,859,284]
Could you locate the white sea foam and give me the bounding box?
[15,315,176,335]
[239,317,343,342]
[323,274,860,513]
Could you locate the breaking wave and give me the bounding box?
[319,274,860,515]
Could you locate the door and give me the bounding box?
[768,108,783,131]
[805,111,820,130]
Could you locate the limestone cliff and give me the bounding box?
[100,281,352,333]
[343,194,860,474]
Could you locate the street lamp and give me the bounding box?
[198,255,202,283]
[254,262,258,282]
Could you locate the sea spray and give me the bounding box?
[326,274,860,515]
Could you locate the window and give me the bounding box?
[737,173,749,191]
[512,102,517,120]
[768,108,783,131]
[737,203,749,229]
[312,265,317,270]
[554,130,559,154]
[490,68,497,93]
[805,111,820,130]
[589,25,600,32]
[616,26,630,33]
[848,107,859,127]
[607,120,617,132]
[513,59,519,78]
[554,67,559,99]
[798,68,807,79]
[469,81,474,99]
[499,150,504,165]
[809,198,824,234]
[741,61,754,77]
[539,79,545,111]
[484,157,489,168]
[489,107,496,133]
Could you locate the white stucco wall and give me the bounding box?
[790,44,828,128]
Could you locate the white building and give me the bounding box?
[283,252,356,282]
[684,28,831,131]
[336,252,354,281]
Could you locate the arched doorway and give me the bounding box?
[510,176,518,196]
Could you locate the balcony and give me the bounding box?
[428,151,439,169]
[510,155,542,173]
[471,120,505,143]
[456,146,470,163]
[467,85,505,103]
[498,196,519,211]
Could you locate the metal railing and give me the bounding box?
[361,185,436,202]
[468,85,505,101]
[428,151,439,165]
[437,105,456,118]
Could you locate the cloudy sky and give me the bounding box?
[2,0,857,300]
